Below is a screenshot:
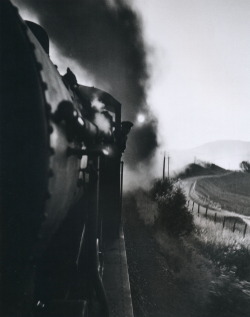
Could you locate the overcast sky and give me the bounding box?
[134,0,250,150]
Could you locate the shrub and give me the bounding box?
[150,177,173,200]
[152,178,194,236]
[240,160,250,173]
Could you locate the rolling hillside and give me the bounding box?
[170,140,250,172]
[177,162,227,179]
[195,172,250,215]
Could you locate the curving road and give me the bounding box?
[181,175,250,228]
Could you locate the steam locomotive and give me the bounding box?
[0,1,133,316]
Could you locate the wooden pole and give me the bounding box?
[205,207,208,218]
[163,154,165,181]
[233,219,237,232]
[167,156,170,179]
[222,217,226,229]
[243,224,247,238]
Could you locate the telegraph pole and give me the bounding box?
[163,152,166,180]
[167,155,170,179]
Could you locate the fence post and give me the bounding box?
[192,201,194,212]
[233,219,237,233]
[214,213,217,223]
[205,207,208,218]
[198,204,200,216]
[243,224,247,238]
[222,217,226,229]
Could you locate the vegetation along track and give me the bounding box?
[123,190,250,317]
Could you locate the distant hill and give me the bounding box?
[176,162,227,179]
[170,140,250,173]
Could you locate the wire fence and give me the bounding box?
[187,199,248,238]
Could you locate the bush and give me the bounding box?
[150,178,173,200]
[240,161,250,173]
[151,178,194,236]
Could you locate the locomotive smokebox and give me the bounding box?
[25,20,50,54]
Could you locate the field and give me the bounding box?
[195,172,250,215]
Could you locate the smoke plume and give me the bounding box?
[14,0,158,167]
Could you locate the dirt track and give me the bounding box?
[181,177,250,230]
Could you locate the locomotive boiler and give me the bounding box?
[0,1,133,316]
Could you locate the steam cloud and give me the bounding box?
[14,0,158,167]
[93,113,111,134]
[91,96,112,134]
[91,96,105,112]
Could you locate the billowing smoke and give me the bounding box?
[129,118,158,163]
[14,0,158,167]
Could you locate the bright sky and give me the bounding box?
[134,0,250,150]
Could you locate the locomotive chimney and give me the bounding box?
[119,121,133,153]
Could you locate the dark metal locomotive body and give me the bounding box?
[0,1,132,316]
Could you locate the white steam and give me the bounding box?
[93,112,111,134]
[90,96,112,134]
[91,96,105,111]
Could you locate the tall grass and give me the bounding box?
[193,215,250,281]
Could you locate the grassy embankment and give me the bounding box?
[124,168,250,315]
[195,172,250,215]
[178,163,250,281]
[131,187,250,282]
